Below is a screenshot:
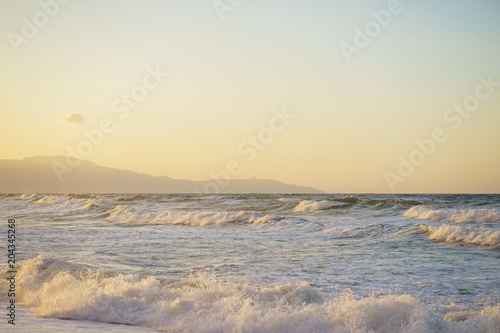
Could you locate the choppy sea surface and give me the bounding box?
[0,193,499,333]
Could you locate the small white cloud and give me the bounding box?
[57,113,84,124]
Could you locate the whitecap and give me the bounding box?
[293,200,349,212]
[404,206,500,224]
[416,224,500,246]
[105,205,274,225]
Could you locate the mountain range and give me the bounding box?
[0,156,321,193]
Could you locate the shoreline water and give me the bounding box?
[0,304,152,333]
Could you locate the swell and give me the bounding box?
[115,194,146,202]
[363,198,422,207]
[4,195,500,222]
[2,256,499,333]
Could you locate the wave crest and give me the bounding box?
[334,196,360,204]
[364,198,422,207]
[293,200,349,212]
[105,205,274,225]
[416,224,500,246]
[18,193,42,201]
[14,194,97,212]
[404,206,500,224]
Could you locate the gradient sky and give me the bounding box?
[1,0,499,193]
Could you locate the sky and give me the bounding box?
[1,0,499,193]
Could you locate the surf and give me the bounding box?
[3,255,500,333]
[404,206,500,224]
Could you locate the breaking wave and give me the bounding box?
[34,195,96,211]
[404,206,500,224]
[416,224,500,246]
[293,200,349,212]
[105,205,275,225]
[12,194,98,213]
[2,256,499,333]
[18,193,43,201]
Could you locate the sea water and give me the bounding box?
[0,193,499,332]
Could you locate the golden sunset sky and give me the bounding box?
[1,0,499,193]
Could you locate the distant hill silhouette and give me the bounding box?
[0,156,322,193]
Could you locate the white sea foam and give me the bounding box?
[4,194,97,214]
[19,193,43,200]
[293,200,348,212]
[105,205,274,225]
[404,206,500,224]
[416,224,500,246]
[2,256,499,333]
[33,195,96,210]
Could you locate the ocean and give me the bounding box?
[0,193,499,333]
